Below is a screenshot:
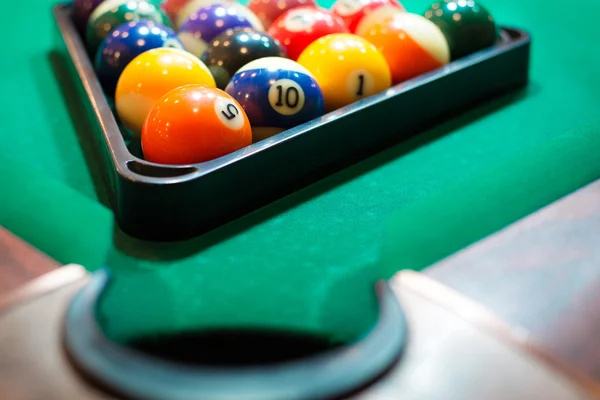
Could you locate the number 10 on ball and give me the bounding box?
[226,57,325,142]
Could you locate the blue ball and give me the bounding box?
[94,21,183,97]
[178,4,256,57]
[225,57,325,142]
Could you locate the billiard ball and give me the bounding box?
[72,0,104,34]
[423,0,497,60]
[115,48,216,136]
[354,4,405,36]
[175,0,232,28]
[176,1,263,31]
[178,4,263,57]
[95,21,184,97]
[161,0,192,23]
[225,57,325,142]
[86,0,170,55]
[361,13,449,84]
[297,33,391,111]
[142,85,252,165]
[200,28,286,89]
[331,0,404,33]
[248,0,317,29]
[268,7,349,61]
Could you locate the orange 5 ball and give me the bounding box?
[142,85,252,165]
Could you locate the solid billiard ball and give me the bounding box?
[72,0,104,34]
[115,48,216,136]
[142,85,252,165]
[200,28,286,89]
[161,0,192,23]
[178,4,263,57]
[86,0,170,55]
[268,7,349,60]
[354,4,405,36]
[225,57,325,142]
[175,0,233,28]
[331,0,404,33]
[361,12,449,84]
[423,0,497,60]
[297,33,391,111]
[95,21,184,97]
[248,0,317,29]
[179,2,264,31]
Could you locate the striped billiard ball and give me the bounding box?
[360,12,450,84]
[225,57,325,142]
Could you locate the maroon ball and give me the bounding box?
[72,0,104,33]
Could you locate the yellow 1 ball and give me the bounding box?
[115,47,216,136]
[297,33,391,112]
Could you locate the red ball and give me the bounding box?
[331,0,404,33]
[161,0,190,21]
[268,7,349,60]
[248,0,318,29]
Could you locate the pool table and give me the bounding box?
[2,0,600,398]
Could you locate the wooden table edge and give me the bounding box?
[397,270,600,399]
[0,264,87,313]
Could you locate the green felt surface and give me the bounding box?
[1,0,600,342]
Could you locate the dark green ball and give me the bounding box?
[86,0,171,56]
[424,0,497,60]
[201,28,286,89]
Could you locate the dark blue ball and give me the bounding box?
[225,57,325,142]
[94,21,183,97]
[178,4,256,57]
